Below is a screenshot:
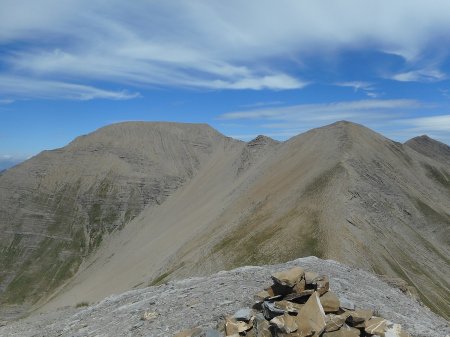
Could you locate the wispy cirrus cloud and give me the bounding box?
[392,68,447,82]
[218,99,450,144]
[219,99,422,121]
[1,1,450,98]
[0,76,140,101]
[335,82,381,98]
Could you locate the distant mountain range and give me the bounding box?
[0,121,448,320]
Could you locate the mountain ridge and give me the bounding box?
[0,121,448,321]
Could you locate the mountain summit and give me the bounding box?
[0,121,448,320]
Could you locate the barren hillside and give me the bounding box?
[0,122,238,318]
[0,121,448,321]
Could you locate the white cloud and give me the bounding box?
[440,89,450,98]
[385,114,450,144]
[218,99,448,143]
[1,1,450,96]
[219,99,422,122]
[392,69,447,82]
[400,115,450,132]
[240,101,283,108]
[0,76,140,101]
[335,81,381,98]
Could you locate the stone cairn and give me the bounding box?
[174,266,412,337]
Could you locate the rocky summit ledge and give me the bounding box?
[0,257,447,337]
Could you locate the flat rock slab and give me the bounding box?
[0,257,448,337]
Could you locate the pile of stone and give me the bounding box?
[174,266,413,337]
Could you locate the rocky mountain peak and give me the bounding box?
[405,134,450,164]
[247,135,280,147]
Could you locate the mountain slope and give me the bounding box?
[0,122,237,317]
[39,122,450,319]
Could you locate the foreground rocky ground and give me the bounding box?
[0,257,448,337]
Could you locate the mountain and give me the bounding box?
[0,121,449,321]
[405,135,450,166]
[1,258,448,337]
[0,122,237,318]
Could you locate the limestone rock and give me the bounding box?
[295,292,326,336]
[255,290,272,302]
[174,327,203,337]
[319,291,340,313]
[315,275,329,295]
[345,309,373,328]
[272,267,305,288]
[233,308,253,322]
[275,300,303,314]
[255,314,271,337]
[293,278,307,293]
[304,272,319,285]
[141,310,159,321]
[262,301,285,320]
[385,323,412,337]
[324,314,345,332]
[270,313,298,333]
[225,317,239,335]
[365,316,387,336]
[205,329,222,337]
[285,290,314,302]
[322,324,360,337]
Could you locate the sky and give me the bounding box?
[1,0,450,170]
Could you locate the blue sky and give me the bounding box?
[1,0,450,169]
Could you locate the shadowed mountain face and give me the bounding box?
[0,121,449,320]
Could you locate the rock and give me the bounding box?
[274,300,303,314]
[322,324,360,337]
[304,272,319,285]
[254,314,271,337]
[205,329,222,337]
[225,316,253,335]
[324,314,345,332]
[365,316,387,336]
[255,290,272,302]
[293,278,307,293]
[262,301,285,320]
[271,267,305,288]
[266,284,291,297]
[285,289,314,302]
[173,327,203,337]
[270,313,298,333]
[233,308,253,322]
[385,322,412,337]
[339,297,355,311]
[225,317,239,335]
[319,291,340,313]
[315,275,329,295]
[295,292,326,336]
[345,309,373,328]
[141,310,159,320]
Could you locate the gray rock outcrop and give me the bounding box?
[0,257,447,337]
